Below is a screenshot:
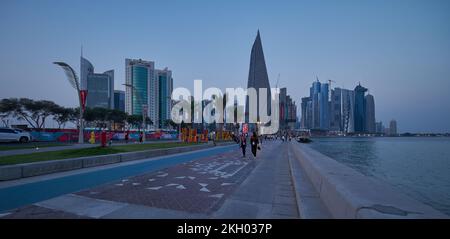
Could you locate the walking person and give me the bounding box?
[240,134,247,158]
[125,130,129,144]
[139,131,144,143]
[250,131,260,159]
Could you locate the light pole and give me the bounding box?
[53,62,85,144]
[123,83,146,142]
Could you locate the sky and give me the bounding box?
[0,0,449,133]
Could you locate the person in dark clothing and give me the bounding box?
[139,131,143,143]
[240,134,247,158]
[125,131,129,144]
[250,131,259,159]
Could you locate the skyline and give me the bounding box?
[1,0,450,132]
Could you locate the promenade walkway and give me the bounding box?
[1,141,320,219]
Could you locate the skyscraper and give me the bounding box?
[319,82,330,130]
[125,59,155,121]
[114,90,125,112]
[330,88,342,131]
[311,79,321,129]
[375,121,384,134]
[279,88,287,129]
[80,56,114,109]
[246,30,272,129]
[354,83,368,133]
[300,97,310,129]
[156,68,173,128]
[340,88,355,133]
[389,119,398,136]
[365,94,376,133]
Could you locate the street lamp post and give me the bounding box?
[123,83,146,143]
[53,62,85,144]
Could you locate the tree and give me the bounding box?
[52,106,72,129]
[0,98,20,127]
[67,107,80,129]
[126,114,153,129]
[1,98,59,130]
[164,119,178,129]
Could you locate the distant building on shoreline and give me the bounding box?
[389,119,398,136]
[125,58,173,129]
[114,90,125,112]
[80,56,114,109]
[301,80,375,134]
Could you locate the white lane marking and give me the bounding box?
[209,193,224,198]
[157,173,168,177]
[165,183,179,187]
[132,183,141,186]
[176,185,186,190]
[147,186,162,190]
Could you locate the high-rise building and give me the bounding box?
[375,121,384,134]
[340,88,355,133]
[389,119,398,136]
[300,97,310,129]
[114,90,125,112]
[329,88,341,131]
[319,83,329,130]
[155,68,173,128]
[246,30,272,130]
[125,59,155,122]
[354,83,368,133]
[80,57,114,109]
[279,88,287,129]
[311,79,321,129]
[365,94,376,133]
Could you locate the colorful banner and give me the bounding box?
[79,90,88,111]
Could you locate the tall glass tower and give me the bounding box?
[125,59,155,118]
[354,83,368,133]
[246,30,272,130]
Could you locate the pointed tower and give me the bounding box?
[246,30,272,128]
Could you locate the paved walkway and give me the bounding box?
[0,141,330,219]
[0,139,179,157]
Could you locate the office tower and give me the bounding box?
[300,97,310,129]
[80,56,114,109]
[330,88,342,131]
[246,30,272,129]
[310,79,321,129]
[114,90,125,112]
[340,88,355,133]
[319,83,329,130]
[375,121,384,134]
[389,119,398,136]
[279,88,287,130]
[365,94,376,133]
[354,83,368,133]
[125,59,155,123]
[156,68,173,128]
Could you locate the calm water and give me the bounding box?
[307,137,450,216]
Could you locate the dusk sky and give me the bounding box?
[1,0,449,132]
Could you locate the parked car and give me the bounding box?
[0,128,32,143]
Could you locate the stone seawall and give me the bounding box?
[290,142,448,219]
